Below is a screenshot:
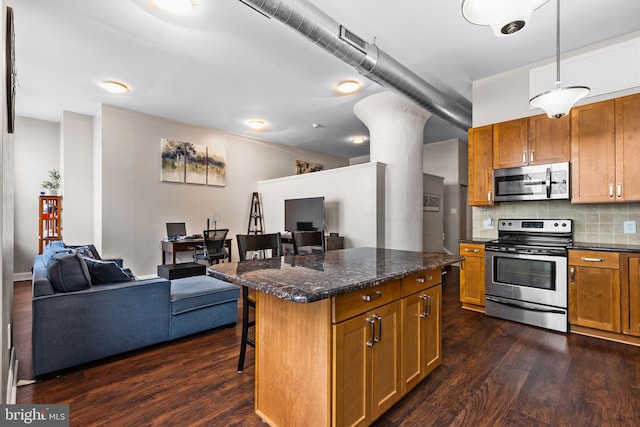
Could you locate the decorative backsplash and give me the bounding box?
[473,201,640,245]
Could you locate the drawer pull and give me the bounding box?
[581,257,603,262]
[362,290,382,302]
[464,248,480,253]
[570,267,575,284]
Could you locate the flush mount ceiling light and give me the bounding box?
[529,0,589,118]
[247,120,266,130]
[154,0,196,14]
[462,0,549,36]
[336,80,361,94]
[99,80,130,94]
[352,136,365,144]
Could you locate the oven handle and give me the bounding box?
[486,296,566,314]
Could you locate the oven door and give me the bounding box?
[484,250,567,308]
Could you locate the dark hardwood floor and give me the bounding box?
[14,268,640,426]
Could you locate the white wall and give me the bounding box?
[98,105,348,274]
[257,162,386,249]
[13,117,59,276]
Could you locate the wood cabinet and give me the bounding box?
[459,243,485,312]
[571,94,640,203]
[400,271,441,395]
[38,195,62,254]
[569,250,621,332]
[622,254,640,337]
[468,125,493,206]
[492,118,528,169]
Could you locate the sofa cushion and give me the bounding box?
[83,257,134,285]
[171,276,239,315]
[47,252,92,292]
[71,245,102,260]
[42,240,72,265]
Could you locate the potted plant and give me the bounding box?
[41,168,62,195]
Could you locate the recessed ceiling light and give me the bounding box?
[337,80,361,94]
[247,120,266,130]
[154,0,196,14]
[99,80,130,94]
[352,136,365,144]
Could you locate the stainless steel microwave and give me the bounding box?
[493,162,570,202]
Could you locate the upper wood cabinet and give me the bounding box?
[492,118,528,169]
[493,116,571,169]
[614,93,640,202]
[571,95,640,203]
[468,125,493,206]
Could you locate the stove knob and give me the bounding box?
[562,222,567,227]
[554,222,559,227]
[501,222,506,226]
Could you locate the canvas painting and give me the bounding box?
[207,147,227,186]
[161,139,186,183]
[185,143,208,185]
[296,160,324,174]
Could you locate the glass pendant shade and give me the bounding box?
[529,84,590,118]
[462,0,549,36]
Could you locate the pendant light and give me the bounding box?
[529,0,589,118]
[462,0,549,36]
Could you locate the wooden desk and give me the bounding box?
[161,238,232,264]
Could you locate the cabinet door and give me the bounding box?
[333,312,371,427]
[571,100,616,203]
[493,118,528,169]
[423,284,442,377]
[370,301,401,420]
[400,292,423,394]
[569,265,621,332]
[468,125,493,206]
[528,113,571,165]
[460,244,485,311]
[615,93,640,202]
[624,256,640,337]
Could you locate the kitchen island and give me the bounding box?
[209,247,463,427]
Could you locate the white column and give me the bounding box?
[354,91,432,251]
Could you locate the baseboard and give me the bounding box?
[13,272,31,282]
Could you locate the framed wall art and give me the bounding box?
[296,160,324,175]
[160,138,226,186]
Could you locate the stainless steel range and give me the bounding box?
[484,219,572,332]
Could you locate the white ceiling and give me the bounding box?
[13,0,640,158]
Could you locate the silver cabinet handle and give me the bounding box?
[530,150,534,163]
[464,248,480,253]
[581,257,603,262]
[488,191,492,202]
[373,314,382,343]
[416,275,433,283]
[362,290,382,302]
[366,317,376,347]
[609,184,614,198]
[426,295,432,316]
[570,266,575,284]
[522,151,527,163]
[419,294,429,318]
[417,277,425,283]
[617,184,622,198]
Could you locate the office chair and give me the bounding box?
[292,230,325,255]
[193,228,229,265]
[236,232,282,373]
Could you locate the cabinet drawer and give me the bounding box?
[460,243,484,258]
[401,269,441,297]
[569,250,619,269]
[332,280,400,324]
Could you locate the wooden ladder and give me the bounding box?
[247,192,264,235]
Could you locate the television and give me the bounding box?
[284,197,325,232]
[166,222,186,239]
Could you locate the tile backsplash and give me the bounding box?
[473,201,640,245]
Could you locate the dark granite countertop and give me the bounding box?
[208,247,463,303]
[569,242,640,253]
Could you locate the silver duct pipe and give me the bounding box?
[239,0,472,130]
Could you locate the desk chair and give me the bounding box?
[292,230,325,255]
[236,232,282,373]
[194,229,229,265]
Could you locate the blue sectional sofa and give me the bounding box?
[32,241,239,379]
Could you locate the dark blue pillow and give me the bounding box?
[47,252,92,293]
[82,257,134,284]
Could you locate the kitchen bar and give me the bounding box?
[209,247,463,427]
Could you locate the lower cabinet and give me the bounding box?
[332,269,442,426]
[459,243,485,312]
[622,254,640,337]
[569,250,621,333]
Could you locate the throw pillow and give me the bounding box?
[83,257,134,285]
[42,240,71,265]
[47,252,92,293]
[70,245,101,259]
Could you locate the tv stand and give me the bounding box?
[280,233,344,252]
